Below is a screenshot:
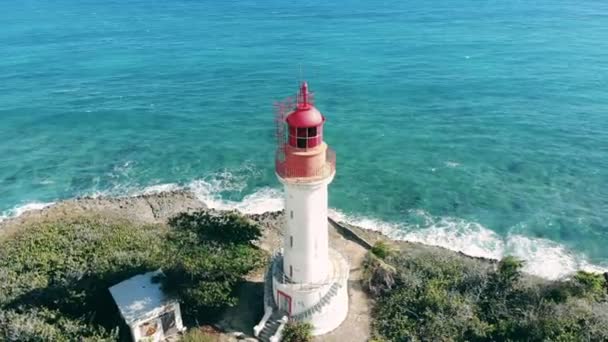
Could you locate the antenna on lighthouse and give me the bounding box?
[299,82,309,107]
[296,81,314,109]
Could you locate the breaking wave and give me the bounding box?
[176,171,606,280]
[2,168,605,280]
[330,209,607,280]
[0,202,55,222]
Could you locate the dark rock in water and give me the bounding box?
[511,199,523,211]
[506,161,524,174]
[4,174,18,183]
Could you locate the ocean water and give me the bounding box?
[1,0,607,279]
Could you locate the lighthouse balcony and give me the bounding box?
[275,147,336,181]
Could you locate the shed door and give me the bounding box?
[160,310,176,334]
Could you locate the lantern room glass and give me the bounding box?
[288,124,323,149]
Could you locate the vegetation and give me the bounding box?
[180,327,219,342]
[362,250,397,297]
[0,215,165,340]
[371,241,392,260]
[0,210,266,341]
[0,308,117,341]
[157,211,266,321]
[282,321,313,342]
[365,247,608,342]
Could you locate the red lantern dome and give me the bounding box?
[285,82,325,149]
[286,106,324,127]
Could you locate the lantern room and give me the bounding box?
[286,82,325,149]
[275,82,336,180]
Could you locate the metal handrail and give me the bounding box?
[273,262,335,290]
[291,251,350,321]
[271,249,348,290]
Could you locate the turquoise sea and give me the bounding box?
[2,0,607,278]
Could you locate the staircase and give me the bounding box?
[291,281,341,321]
[291,249,349,322]
[255,249,349,340]
[257,311,285,342]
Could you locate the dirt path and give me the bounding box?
[318,222,371,342]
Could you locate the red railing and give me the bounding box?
[275,148,336,180]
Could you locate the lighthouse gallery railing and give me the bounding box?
[275,148,336,180]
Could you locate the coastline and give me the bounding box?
[2,189,606,342]
[0,190,494,268]
[1,189,605,281]
[0,190,493,342]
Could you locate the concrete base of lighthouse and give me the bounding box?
[255,248,349,340]
[272,248,349,336]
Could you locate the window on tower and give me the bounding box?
[289,124,323,149]
[297,127,307,149]
[307,126,317,137]
[290,236,293,248]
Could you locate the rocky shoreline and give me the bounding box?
[0,190,205,238]
[0,190,496,265]
[2,190,606,342]
[0,190,503,268]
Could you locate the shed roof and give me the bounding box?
[109,270,174,325]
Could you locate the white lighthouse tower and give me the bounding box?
[255,82,349,341]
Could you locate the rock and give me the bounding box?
[0,190,206,238]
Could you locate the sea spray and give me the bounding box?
[0,202,55,222]
[2,177,605,280]
[181,176,606,280]
[184,175,608,279]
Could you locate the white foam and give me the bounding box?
[400,218,505,260]
[329,208,607,280]
[0,201,55,222]
[140,183,181,195]
[189,179,283,214]
[444,161,460,168]
[4,168,605,280]
[504,235,574,279]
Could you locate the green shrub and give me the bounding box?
[168,211,262,245]
[362,252,396,296]
[0,303,117,341]
[369,251,608,342]
[370,241,391,259]
[282,321,313,342]
[497,256,524,284]
[545,271,607,303]
[572,271,606,299]
[159,211,266,322]
[0,215,165,333]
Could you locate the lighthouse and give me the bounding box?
[254,82,349,341]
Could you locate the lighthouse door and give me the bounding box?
[277,291,292,316]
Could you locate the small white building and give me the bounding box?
[109,270,186,342]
